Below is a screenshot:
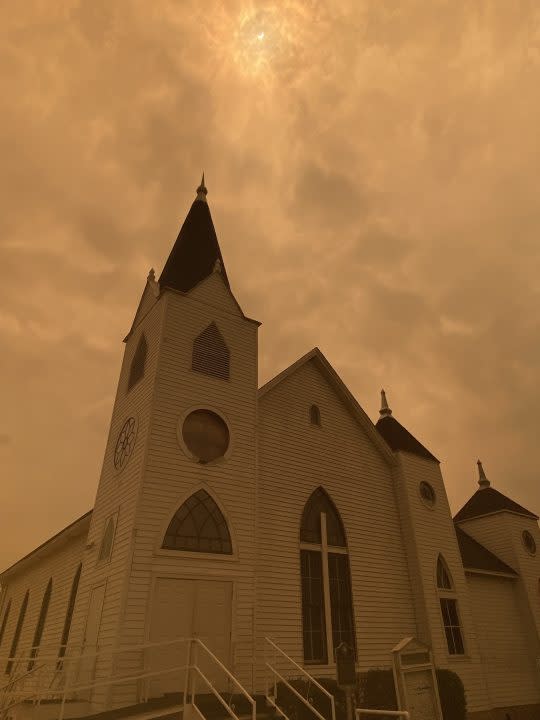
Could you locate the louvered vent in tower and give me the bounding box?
[192,322,230,380]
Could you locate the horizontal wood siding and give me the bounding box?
[397,453,490,712]
[255,360,417,693]
[0,530,87,667]
[467,573,540,707]
[66,292,166,712]
[114,279,259,702]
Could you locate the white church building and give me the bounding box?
[1,178,539,720]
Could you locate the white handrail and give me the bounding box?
[264,637,336,720]
[192,639,256,720]
[356,711,409,718]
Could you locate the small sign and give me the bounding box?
[336,642,356,688]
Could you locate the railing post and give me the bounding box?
[184,638,192,710]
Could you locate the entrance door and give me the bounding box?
[404,669,438,720]
[77,584,106,700]
[147,578,233,699]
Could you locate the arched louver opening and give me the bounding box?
[300,487,356,664]
[57,564,81,668]
[436,555,465,655]
[192,322,230,380]
[0,600,11,649]
[163,489,232,554]
[28,579,52,670]
[127,334,147,391]
[310,405,321,426]
[98,516,116,562]
[6,590,29,674]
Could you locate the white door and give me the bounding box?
[404,669,439,720]
[147,578,233,699]
[77,584,106,700]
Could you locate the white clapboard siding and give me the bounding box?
[65,290,167,712]
[396,453,491,713]
[0,521,88,666]
[254,358,417,693]
[459,512,540,646]
[467,573,540,707]
[112,276,260,703]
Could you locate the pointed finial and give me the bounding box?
[213,258,222,274]
[477,459,491,489]
[380,389,392,417]
[196,172,208,202]
[147,268,155,282]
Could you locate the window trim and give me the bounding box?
[176,405,233,466]
[157,485,237,558]
[299,488,356,666]
[436,555,466,657]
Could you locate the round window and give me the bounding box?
[182,409,230,464]
[419,481,436,507]
[522,530,536,556]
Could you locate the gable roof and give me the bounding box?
[375,415,439,463]
[0,510,92,580]
[453,486,538,523]
[454,524,518,576]
[258,347,397,466]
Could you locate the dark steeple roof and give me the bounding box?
[159,175,231,294]
[453,486,538,522]
[454,525,518,575]
[375,389,439,462]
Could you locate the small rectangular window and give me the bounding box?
[97,514,117,564]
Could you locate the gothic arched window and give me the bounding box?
[0,600,11,649]
[163,489,232,554]
[128,334,147,391]
[436,555,465,655]
[57,564,81,668]
[28,579,52,670]
[310,405,321,426]
[192,322,230,381]
[6,590,29,675]
[300,487,356,664]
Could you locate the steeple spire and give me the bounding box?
[477,459,491,489]
[379,389,392,417]
[196,172,208,202]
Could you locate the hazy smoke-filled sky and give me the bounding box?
[1,0,539,570]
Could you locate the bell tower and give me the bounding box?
[68,177,261,713]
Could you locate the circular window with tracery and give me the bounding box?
[522,530,536,556]
[181,409,230,464]
[419,481,436,507]
[114,417,137,470]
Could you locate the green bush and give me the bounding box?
[435,668,466,720]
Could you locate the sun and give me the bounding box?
[232,7,289,77]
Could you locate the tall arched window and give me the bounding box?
[300,487,356,664]
[6,590,29,674]
[436,555,465,655]
[127,334,147,391]
[28,579,52,670]
[310,405,321,426]
[192,322,230,381]
[57,564,82,668]
[162,489,232,554]
[0,600,11,649]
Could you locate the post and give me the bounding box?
[336,642,356,720]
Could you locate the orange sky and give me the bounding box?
[1,0,540,571]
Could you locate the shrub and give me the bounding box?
[435,668,466,720]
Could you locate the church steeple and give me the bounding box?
[477,459,490,489]
[379,389,392,417]
[158,175,230,294]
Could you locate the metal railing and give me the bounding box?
[0,636,255,720]
[356,711,409,719]
[264,637,336,720]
